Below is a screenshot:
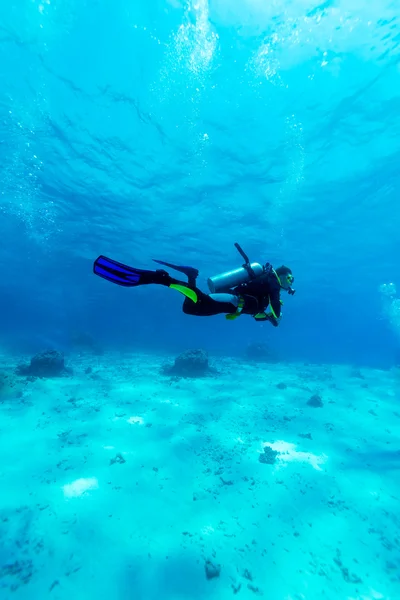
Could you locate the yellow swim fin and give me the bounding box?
[169,284,198,303]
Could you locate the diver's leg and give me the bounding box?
[182,291,238,316]
[209,293,239,307]
[94,255,235,314]
[183,293,260,318]
[94,255,200,290]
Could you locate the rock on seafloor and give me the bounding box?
[162,349,215,378]
[16,350,72,378]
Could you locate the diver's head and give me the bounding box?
[275,265,294,293]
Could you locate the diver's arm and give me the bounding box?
[267,312,280,327]
[269,284,282,320]
[252,279,282,325]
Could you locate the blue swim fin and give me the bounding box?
[94,255,198,301]
[93,255,155,287]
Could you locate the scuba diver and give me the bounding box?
[93,243,295,326]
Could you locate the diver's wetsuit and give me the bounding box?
[157,265,282,323]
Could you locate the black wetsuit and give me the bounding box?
[167,264,282,324]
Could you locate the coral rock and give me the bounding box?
[16,350,71,378]
[110,453,126,466]
[205,559,221,580]
[307,394,323,408]
[163,349,212,378]
[259,446,278,464]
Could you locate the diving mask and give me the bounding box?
[286,273,295,295]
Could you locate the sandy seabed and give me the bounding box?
[0,351,399,600]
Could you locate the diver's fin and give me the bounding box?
[93,256,197,302]
[93,255,163,287]
[153,259,199,282]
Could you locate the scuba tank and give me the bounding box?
[207,243,264,293]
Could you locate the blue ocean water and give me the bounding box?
[1,0,399,364]
[1,1,400,599]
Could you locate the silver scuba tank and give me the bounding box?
[207,262,264,293]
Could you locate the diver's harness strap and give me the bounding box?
[225,295,245,320]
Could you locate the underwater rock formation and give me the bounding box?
[110,453,126,466]
[162,349,213,378]
[307,394,323,408]
[16,350,72,378]
[205,559,221,580]
[259,446,278,464]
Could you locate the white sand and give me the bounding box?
[62,477,99,499]
[0,352,399,600]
